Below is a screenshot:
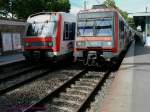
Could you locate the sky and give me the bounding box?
[70,0,150,14]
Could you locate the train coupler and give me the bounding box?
[83,53,97,66]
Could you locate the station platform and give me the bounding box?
[101,40,150,112]
[0,53,25,66]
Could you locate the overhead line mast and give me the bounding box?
[84,0,87,10]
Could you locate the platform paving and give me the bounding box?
[132,40,150,112]
[100,39,150,112]
[0,53,25,66]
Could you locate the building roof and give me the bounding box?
[132,12,150,17]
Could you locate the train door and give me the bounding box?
[61,21,76,55]
[119,19,125,51]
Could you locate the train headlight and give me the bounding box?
[47,42,53,47]
[76,41,85,47]
[107,42,112,46]
[25,42,30,47]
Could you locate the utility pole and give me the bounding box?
[84,0,87,10]
[146,6,148,13]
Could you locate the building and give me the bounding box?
[0,18,26,55]
[132,12,150,46]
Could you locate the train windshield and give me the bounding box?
[78,18,113,37]
[78,20,94,36]
[26,15,58,37]
[95,18,112,36]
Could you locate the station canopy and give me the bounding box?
[132,12,150,32]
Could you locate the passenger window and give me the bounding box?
[64,23,69,40]
[120,20,124,31]
[69,23,76,40]
[63,22,76,40]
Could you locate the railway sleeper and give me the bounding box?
[75,81,97,87]
[65,89,87,97]
[79,78,99,83]
[51,99,79,109]
[48,104,72,112]
[60,93,85,101]
[71,85,93,91]
[66,88,89,94]
[67,87,90,94]
[59,93,84,103]
[53,98,80,106]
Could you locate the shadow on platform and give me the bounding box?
[134,38,150,56]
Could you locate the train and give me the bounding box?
[74,8,134,67]
[23,9,135,67]
[23,12,76,62]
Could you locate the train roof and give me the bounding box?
[78,8,119,14]
[28,12,74,18]
[78,8,132,28]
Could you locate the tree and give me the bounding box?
[104,0,117,9]
[104,0,128,20]
[48,0,70,12]
[12,0,46,19]
[127,17,136,29]
[0,0,70,19]
[0,0,11,17]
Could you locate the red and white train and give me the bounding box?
[23,12,76,62]
[74,8,133,66]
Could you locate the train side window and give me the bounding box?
[0,33,2,52]
[69,23,76,40]
[120,20,124,31]
[63,22,69,40]
[63,22,76,40]
[119,20,125,39]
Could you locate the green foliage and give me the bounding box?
[104,0,117,9]
[127,17,136,29]
[0,0,11,17]
[12,0,45,19]
[48,0,70,12]
[0,0,70,19]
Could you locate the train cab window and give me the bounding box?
[64,23,69,40]
[27,21,57,37]
[95,18,113,36]
[78,20,94,36]
[63,22,76,40]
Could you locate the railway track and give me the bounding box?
[0,64,83,112]
[0,63,52,95]
[0,63,112,112]
[0,61,39,80]
[0,61,27,72]
[23,68,111,112]
[0,63,43,82]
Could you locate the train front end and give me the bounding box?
[74,9,117,66]
[23,12,60,61]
